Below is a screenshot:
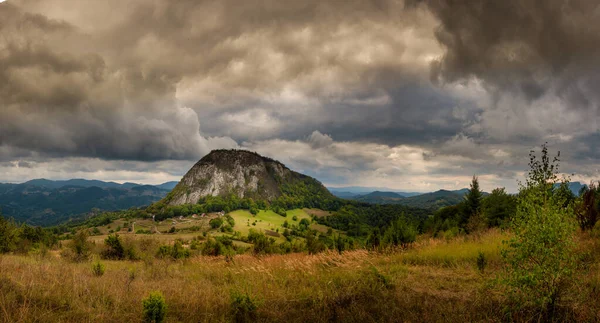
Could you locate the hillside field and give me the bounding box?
[86,208,334,245]
[1,229,599,322]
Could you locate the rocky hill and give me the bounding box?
[163,149,333,205]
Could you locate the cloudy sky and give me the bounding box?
[0,0,599,192]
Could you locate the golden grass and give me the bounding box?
[1,229,599,322]
[400,229,507,267]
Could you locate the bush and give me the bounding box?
[292,215,298,221]
[201,237,224,256]
[476,251,487,274]
[382,217,417,248]
[71,230,91,262]
[142,291,167,323]
[209,218,223,229]
[306,231,326,255]
[171,241,190,259]
[102,234,125,260]
[576,182,599,231]
[501,144,577,318]
[247,230,277,255]
[92,261,105,277]
[156,241,190,260]
[230,291,257,323]
[156,245,171,258]
[225,215,235,227]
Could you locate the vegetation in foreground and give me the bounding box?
[1,228,600,322]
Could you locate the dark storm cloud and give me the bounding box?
[1,0,598,190]
[0,0,443,162]
[429,0,600,108]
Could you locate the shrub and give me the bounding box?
[201,237,224,256]
[576,182,599,231]
[209,218,223,229]
[230,291,257,323]
[225,215,235,227]
[102,234,125,260]
[501,144,577,318]
[382,217,417,248]
[306,231,326,255]
[247,230,277,255]
[92,261,105,277]
[292,215,298,221]
[156,245,171,258]
[168,226,176,233]
[476,251,487,274]
[71,230,91,262]
[170,241,190,259]
[190,240,201,250]
[142,291,167,323]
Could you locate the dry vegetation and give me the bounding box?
[1,229,599,322]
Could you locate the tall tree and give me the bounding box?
[501,143,576,318]
[464,175,483,223]
[481,187,516,227]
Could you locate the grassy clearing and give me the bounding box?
[400,229,506,267]
[229,209,319,238]
[85,208,336,248]
[2,229,599,322]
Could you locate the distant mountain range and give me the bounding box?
[327,186,423,198]
[349,189,471,210]
[0,174,587,226]
[0,179,177,226]
[331,182,587,210]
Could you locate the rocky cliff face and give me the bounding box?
[165,149,329,205]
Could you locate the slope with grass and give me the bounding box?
[2,229,599,322]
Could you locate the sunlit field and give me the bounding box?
[2,229,599,322]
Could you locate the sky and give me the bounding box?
[0,0,599,193]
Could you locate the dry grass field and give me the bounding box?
[1,229,599,322]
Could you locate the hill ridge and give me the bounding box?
[163,149,333,206]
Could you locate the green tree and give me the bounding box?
[0,214,18,253]
[501,144,577,318]
[71,230,91,262]
[464,175,483,225]
[102,234,125,260]
[382,217,417,248]
[481,188,517,227]
[366,228,382,250]
[142,291,167,323]
[576,182,599,230]
[209,218,223,229]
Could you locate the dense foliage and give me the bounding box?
[316,203,428,238]
[424,177,517,237]
[501,144,577,318]
[0,183,168,226]
[0,211,58,254]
